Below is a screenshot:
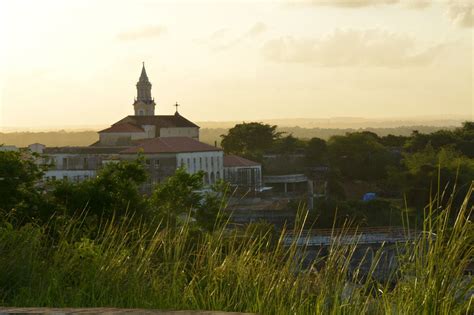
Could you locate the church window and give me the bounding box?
[211,157,214,168]
[62,157,68,170]
[205,157,208,169]
[154,159,160,168]
[180,158,184,167]
[193,158,196,170]
[187,158,191,168]
[63,175,68,180]
[145,159,151,168]
[199,157,202,169]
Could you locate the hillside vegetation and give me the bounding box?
[1,125,453,147]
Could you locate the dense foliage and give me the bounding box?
[0,186,472,314]
[218,121,474,227]
[0,153,223,230]
[220,122,282,161]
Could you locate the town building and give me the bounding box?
[223,155,262,190]
[19,64,261,191]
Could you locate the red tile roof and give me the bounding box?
[120,137,222,154]
[114,113,199,129]
[224,155,261,167]
[99,123,144,133]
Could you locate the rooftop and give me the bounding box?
[120,137,222,154]
[224,155,260,167]
[115,113,199,129]
[99,123,144,133]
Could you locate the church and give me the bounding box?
[36,64,262,192]
[96,64,199,146]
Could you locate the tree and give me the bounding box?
[379,134,408,147]
[327,132,393,180]
[51,158,148,219]
[272,134,302,155]
[0,150,48,219]
[220,122,282,161]
[390,145,474,211]
[305,137,327,164]
[150,168,224,230]
[404,122,474,158]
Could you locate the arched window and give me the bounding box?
[210,172,215,184]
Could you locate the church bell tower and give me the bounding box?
[133,63,156,116]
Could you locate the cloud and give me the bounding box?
[206,22,267,51]
[404,0,431,10]
[262,29,447,67]
[446,1,473,28]
[300,0,398,8]
[290,1,472,28]
[291,0,430,9]
[209,28,230,40]
[244,22,267,37]
[117,25,166,41]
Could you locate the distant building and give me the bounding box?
[224,155,262,191]
[22,64,260,191]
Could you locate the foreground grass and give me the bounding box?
[0,185,473,314]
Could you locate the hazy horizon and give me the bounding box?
[0,115,470,133]
[1,0,473,128]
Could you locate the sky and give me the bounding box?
[0,0,472,129]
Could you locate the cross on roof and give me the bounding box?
[174,102,180,113]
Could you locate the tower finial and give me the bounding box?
[174,102,180,114]
[139,62,149,81]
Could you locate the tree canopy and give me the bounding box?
[220,122,282,161]
[150,168,224,231]
[327,132,393,180]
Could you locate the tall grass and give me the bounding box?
[0,184,472,314]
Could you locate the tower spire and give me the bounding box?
[140,62,149,81]
[134,62,156,116]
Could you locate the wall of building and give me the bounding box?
[44,169,97,182]
[99,132,147,145]
[46,153,104,171]
[224,166,262,189]
[159,127,199,140]
[133,101,155,116]
[120,153,177,188]
[176,151,224,184]
[142,125,156,138]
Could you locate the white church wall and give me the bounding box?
[176,151,223,184]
